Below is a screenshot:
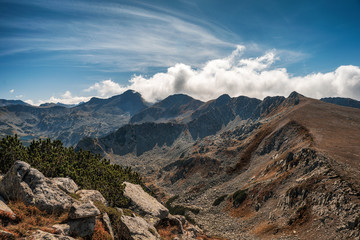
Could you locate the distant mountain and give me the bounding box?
[0,90,148,146]
[0,99,30,107]
[321,97,360,109]
[130,94,204,124]
[40,102,77,108]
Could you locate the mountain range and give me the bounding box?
[1,91,360,239]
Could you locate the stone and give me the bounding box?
[68,216,97,237]
[26,230,76,240]
[0,195,16,219]
[123,182,169,219]
[0,230,15,240]
[121,215,161,240]
[52,177,78,194]
[102,212,115,239]
[52,224,71,235]
[0,161,72,213]
[76,189,107,205]
[69,201,100,219]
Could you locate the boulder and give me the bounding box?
[0,161,72,213]
[121,215,161,240]
[52,177,78,193]
[0,195,16,219]
[123,182,169,219]
[69,201,100,219]
[26,230,76,240]
[76,189,107,205]
[68,216,97,237]
[102,212,115,239]
[52,224,71,235]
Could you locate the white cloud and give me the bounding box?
[84,79,127,97]
[29,46,360,105]
[9,89,14,93]
[117,46,360,102]
[33,91,91,106]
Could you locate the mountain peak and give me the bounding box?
[288,91,304,99]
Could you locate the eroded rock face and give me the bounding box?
[121,215,160,240]
[0,161,72,213]
[124,182,169,219]
[52,178,78,194]
[68,217,97,238]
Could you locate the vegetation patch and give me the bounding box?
[232,189,247,208]
[212,195,227,206]
[91,219,112,240]
[0,135,143,207]
[0,201,68,238]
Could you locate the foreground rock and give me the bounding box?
[0,195,16,219]
[121,215,161,240]
[52,177,79,194]
[69,201,100,219]
[76,189,107,205]
[26,230,76,240]
[0,161,72,213]
[124,181,169,219]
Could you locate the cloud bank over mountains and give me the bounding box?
[28,46,360,105]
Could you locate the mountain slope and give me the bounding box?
[78,92,360,240]
[321,97,360,109]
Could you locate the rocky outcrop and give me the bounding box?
[69,201,100,219]
[0,161,72,213]
[121,215,161,240]
[52,177,78,194]
[124,181,169,220]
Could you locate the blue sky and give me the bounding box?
[1,0,360,104]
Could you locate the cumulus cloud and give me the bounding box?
[9,89,14,93]
[33,91,91,106]
[84,79,126,97]
[114,46,360,102]
[30,46,360,105]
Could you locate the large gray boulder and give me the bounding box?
[68,217,97,238]
[69,200,100,219]
[52,177,79,194]
[123,182,169,219]
[121,215,161,240]
[0,161,72,213]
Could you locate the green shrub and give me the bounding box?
[232,189,247,208]
[0,135,143,207]
[212,194,227,206]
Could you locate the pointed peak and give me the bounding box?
[287,91,304,99]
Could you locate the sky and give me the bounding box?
[1,0,360,105]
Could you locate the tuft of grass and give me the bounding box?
[68,192,81,200]
[91,219,112,240]
[1,201,68,238]
[212,195,227,206]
